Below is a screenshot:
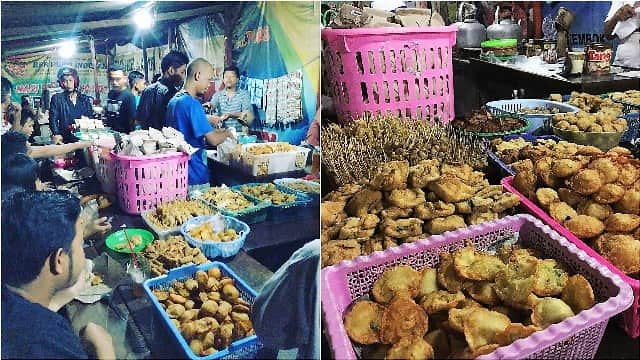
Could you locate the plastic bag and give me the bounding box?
[210,212,226,233]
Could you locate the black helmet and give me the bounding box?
[57,66,79,89]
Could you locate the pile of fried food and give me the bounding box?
[511,145,640,276]
[607,90,640,107]
[200,187,256,212]
[492,137,593,165]
[239,183,298,205]
[451,109,527,134]
[321,115,488,187]
[114,233,143,250]
[143,235,208,276]
[146,200,215,230]
[152,267,254,357]
[552,111,627,133]
[516,106,560,115]
[342,244,596,359]
[245,142,295,155]
[188,222,239,243]
[279,180,321,194]
[321,160,520,267]
[552,91,624,115]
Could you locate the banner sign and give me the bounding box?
[542,2,618,49]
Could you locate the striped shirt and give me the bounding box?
[210,89,251,132]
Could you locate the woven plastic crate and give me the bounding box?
[273,178,321,205]
[486,99,580,134]
[619,113,639,143]
[112,151,188,214]
[502,177,640,338]
[232,183,312,221]
[322,26,457,124]
[322,214,634,359]
[89,145,117,194]
[190,188,270,225]
[488,134,562,179]
[181,215,250,258]
[143,262,262,359]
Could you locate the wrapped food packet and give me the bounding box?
[210,212,226,233]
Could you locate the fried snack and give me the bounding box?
[409,159,441,189]
[344,301,384,344]
[424,329,450,359]
[588,158,619,184]
[549,201,578,224]
[417,268,439,300]
[426,215,466,235]
[570,169,603,195]
[462,308,510,352]
[618,162,639,186]
[592,183,626,204]
[453,246,505,281]
[345,189,383,217]
[467,281,500,306]
[322,240,361,267]
[381,218,424,239]
[420,290,465,314]
[536,157,563,188]
[513,169,538,199]
[576,200,613,221]
[530,297,574,329]
[427,175,476,203]
[239,183,297,205]
[380,298,429,344]
[535,188,559,209]
[143,235,208,276]
[604,213,640,232]
[369,160,409,191]
[200,187,255,211]
[594,234,640,274]
[324,184,362,202]
[551,158,582,178]
[494,256,538,308]
[495,323,540,346]
[385,336,434,360]
[558,188,585,207]
[380,206,413,220]
[561,274,595,313]
[321,201,347,229]
[146,200,215,230]
[188,222,239,243]
[612,189,640,215]
[448,306,478,333]
[387,188,426,209]
[532,259,568,296]
[372,265,421,304]
[414,201,455,220]
[437,253,468,293]
[563,215,605,239]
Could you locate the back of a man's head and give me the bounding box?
[2,153,38,192]
[161,50,189,74]
[1,132,29,161]
[186,58,212,80]
[1,191,81,287]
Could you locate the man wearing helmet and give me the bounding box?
[49,66,93,144]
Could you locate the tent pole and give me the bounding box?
[142,35,149,81]
[89,35,100,104]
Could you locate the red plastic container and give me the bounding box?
[502,176,640,338]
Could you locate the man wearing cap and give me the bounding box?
[49,66,93,144]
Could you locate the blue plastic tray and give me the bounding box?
[489,134,562,179]
[232,183,312,220]
[143,262,262,359]
[486,99,580,134]
[618,113,640,143]
[191,188,270,225]
[181,215,251,258]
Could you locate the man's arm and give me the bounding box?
[605,4,636,38]
[49,95,61,135]
[29,141,92,159]
[204,128,234,146]
[236,91,255,126]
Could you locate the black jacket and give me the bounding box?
[49,92,93,140]
[105,89,136,133]
[137,78,179,130]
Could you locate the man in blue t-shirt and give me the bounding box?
[166,58,234,186]
[1,191,116,359]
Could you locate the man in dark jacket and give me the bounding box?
[49,66,93,144]
[137,50,189,130]
[105,64,136,133]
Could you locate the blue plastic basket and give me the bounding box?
[232,183,312,220]
[181,215,251,258]
[143,262,262,360]
[619,113,640,143]
[489,134,562,179]
[486,99,580,134]
[190,188,270,225]
[273,178,321,205]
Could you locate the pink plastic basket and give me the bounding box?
[112,151,189,214]
[322,26,456,124]
[90,146,116,194]
[502,176,640,338]
[321,215,633,359]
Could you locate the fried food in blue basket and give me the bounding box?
[380,297,428,344]
[385,336,434,359]
[372,265,420,304]
[280,180,321,194]
[143,235,208,276]
[561,274,596,313]
[344,301,384,344]
[201,187,254,211]
[147,200,215,230]
[453,246,505,281]
[563,215,605,239]
[188,222,238,242]
[594,234,640,275]
[239,183,297,205]
[530,297,575,329]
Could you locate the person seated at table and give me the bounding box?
[1,191,116,359]
[1,76,16,135]
[208,66,254,133]
[49,66,94,144]
[166,58,235,189]
[1,125,92,160]
[251,239,320,359]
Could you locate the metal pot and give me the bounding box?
[454,3,487,49]
[486,6,522,42]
